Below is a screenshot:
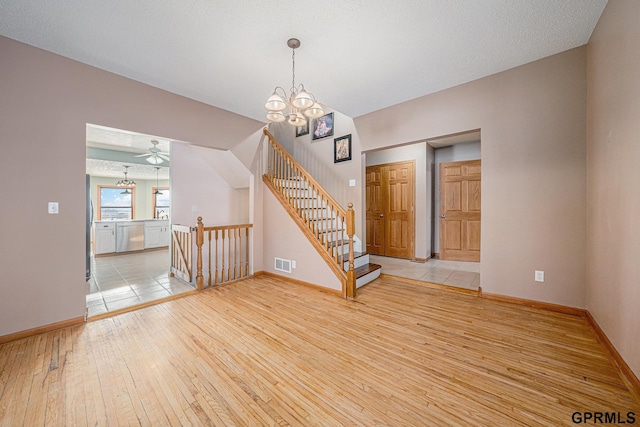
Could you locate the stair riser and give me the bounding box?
[356,268,381,288]
[343,254,370,270]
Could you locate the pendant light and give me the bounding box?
[116,165,136,187]
[153,167,163,195]
[264,38,325,127]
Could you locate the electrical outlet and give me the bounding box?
[292,260,296,269]
[48,202,59,214]
[349,179,356,187]
[534,270,545,282]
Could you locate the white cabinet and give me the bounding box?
[94,222,116,255]
[144,220,170,249]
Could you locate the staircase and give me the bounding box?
[263,129,381,298]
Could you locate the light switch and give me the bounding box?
[48,202,59,214]
[534,270,544,282]
[349,179,356,187]
[192,204,198,212]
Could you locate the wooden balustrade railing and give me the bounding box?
[194,217,253,290]
[263,128,356,299]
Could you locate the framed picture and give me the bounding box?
[311,112,334,140]
[295,119,309,137]
[334,134,352,163]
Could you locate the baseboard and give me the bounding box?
[256,271,342,296]
[482,292,587,317]
[0,316,85,345]
[432,252,440,259]
[379,273,480,296]
[481,292,639,402]
[585,311,640,402]
[88,290,198,322]
[413,257,428,263]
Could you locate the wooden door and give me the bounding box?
[366,161,415,259]
[365,166,385,255]
[439,160,481,262]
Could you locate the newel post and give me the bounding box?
[195,216,204,291]
[346,203,356,300]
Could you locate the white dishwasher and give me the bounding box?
[116,221,145,252]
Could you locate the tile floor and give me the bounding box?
[86,249,195,317]
[369,255,480,290]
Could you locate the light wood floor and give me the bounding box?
[1,276,638,426]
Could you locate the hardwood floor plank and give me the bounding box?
[1,275,638,426]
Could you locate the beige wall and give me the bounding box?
[0,36,263,336]
[586,0,640,378]
[262,188,342,291]
[355,47,588,308]
[171,142,250,227]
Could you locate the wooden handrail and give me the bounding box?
[264,129,347,218]
[263,128,356,299]
[194,217,253,289]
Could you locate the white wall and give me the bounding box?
[432,141,481,253]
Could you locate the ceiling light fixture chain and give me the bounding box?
[291,47,296,94]
[264,38,325,127]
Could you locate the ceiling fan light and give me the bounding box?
[292,88,314,109]
[146,155,163,164]
[266,110,286,123]
[303,102,325,119]
[264,92,287,111]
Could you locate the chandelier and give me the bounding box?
[264,38,325,126]
[116,165,136,188]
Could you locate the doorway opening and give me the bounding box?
[85,124,192,318]
[364,129,481,291]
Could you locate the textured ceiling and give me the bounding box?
[0,1,607,122]
[86,124,171,180]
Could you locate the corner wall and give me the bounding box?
[0,36,263,336]
[355,47,588,308]
[586,0,640,378]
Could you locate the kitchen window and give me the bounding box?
[97,185,135,220]
[153,188,170,219]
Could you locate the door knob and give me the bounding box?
[440,214,446,218]
[379,214,384,218]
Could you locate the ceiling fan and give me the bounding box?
[134,140,170,164]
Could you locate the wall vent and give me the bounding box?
[274,257,292,273]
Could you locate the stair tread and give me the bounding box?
[339,252,368,263]
[354,263,382,278]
